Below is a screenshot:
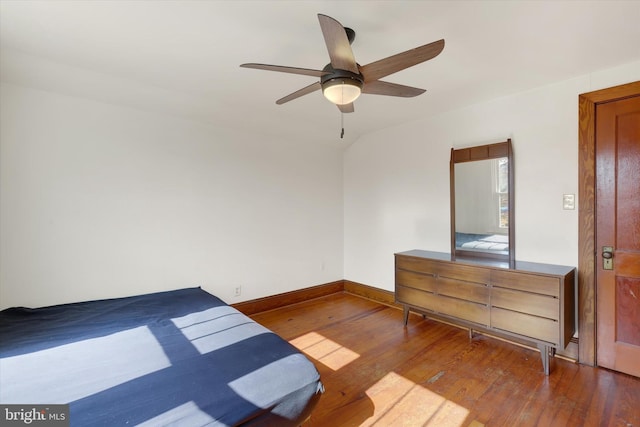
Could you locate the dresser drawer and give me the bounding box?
[491,270,559,297]
[491,307,559,344]
[396,270,437,293]
[436,295,489,326]
[438,277,490,305]
[396,285,438,311]
[396,256,438,276]
[438,263,490,284]
[396,286,489,326]
[492,288,559,320]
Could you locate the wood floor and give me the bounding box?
[250,292,640,427]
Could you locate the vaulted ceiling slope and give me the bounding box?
[1,1,639,146]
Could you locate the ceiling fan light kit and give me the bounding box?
[241,13,444,115]
[321,69,364,105]
[322,80,361,105]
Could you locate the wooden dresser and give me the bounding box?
[395,250,576,374]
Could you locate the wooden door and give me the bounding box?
[596,95,640,377]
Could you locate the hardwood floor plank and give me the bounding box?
[606,372,640,426]
[250,293,640,426]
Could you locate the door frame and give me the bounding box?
[578,81,640,366]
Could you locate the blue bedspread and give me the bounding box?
[0,288,323,426]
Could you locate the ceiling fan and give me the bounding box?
[240,14,445,114]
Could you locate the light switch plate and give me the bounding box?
[563,194,575,210]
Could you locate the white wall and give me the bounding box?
[2,60,638,309]
[344,61,640,291]
[0,83,344,309]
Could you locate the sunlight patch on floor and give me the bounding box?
[289,332,360,371]
[363,372,471,426]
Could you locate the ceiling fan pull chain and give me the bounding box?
[341,111,345,139]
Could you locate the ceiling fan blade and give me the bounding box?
[360,39,445,82]
[337,103,354,113]
[362,80,426,97]
[240,63,328,77]
[317,14,359,74]
[276,82,322,105]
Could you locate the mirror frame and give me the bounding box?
[450,139,514,266]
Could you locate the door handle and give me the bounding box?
[602,246,614,270]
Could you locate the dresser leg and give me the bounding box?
[537,343,551,375]
[403,306,410,326]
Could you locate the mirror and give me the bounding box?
[450,139,514,265]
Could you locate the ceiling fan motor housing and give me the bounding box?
[321,64,364,87]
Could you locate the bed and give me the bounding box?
[456,232,508,252]
[0,287,323,426]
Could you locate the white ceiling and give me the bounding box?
[1,0,639,146]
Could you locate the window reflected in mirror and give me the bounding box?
[497,158,509,228]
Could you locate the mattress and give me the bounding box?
[457,233,509,251]
[0,287,323,426]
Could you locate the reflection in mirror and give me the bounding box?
[450,139,514,265]
[454,158,509,255]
